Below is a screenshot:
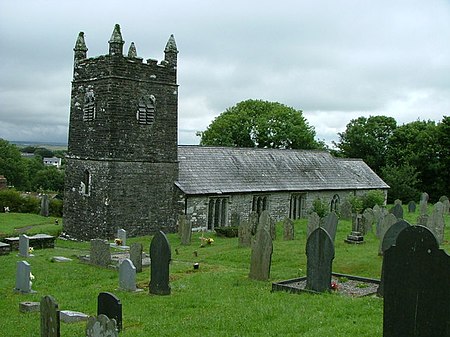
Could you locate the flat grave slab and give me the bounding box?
[3,234,55,250]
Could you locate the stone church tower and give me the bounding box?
[63,24,179,240]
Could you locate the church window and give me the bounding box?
[207,197,228,230]
[136,95,156,125]
[330,194,340,213]
[83,86,96,122]
[252,195,268,216]
[289,193,306,219]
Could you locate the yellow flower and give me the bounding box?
[114,238,123,246]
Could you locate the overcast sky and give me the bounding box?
[1,0,449,147]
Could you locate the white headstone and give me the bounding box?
[14,260,33,293]
[19,234,30,258]
[117,229,126,246]
[119,259,136,291]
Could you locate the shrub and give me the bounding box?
[215,226,239,237]
[0,189,23,211]
[346,194,363,214]
[362,190,385,209]
[312,198,329,218]
[49,198,63,217]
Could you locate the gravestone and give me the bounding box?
[0,241,10,255]
[40,194,49,217]
[119,259,136,291]
[305,227,334,292]
[19,234,31,258]
[374,205,388,239]
[362,208,374,235]
[259,211,275,240]
[249,211,259,235]
[86,314,118,337]
[378,214,397,255]
[320,212,338,242]
[90,239,111,267]
[178,215,192,245]
[407,201,416,213]
[40,295,60,337]
[440,196,450,214]
[345,213,364,244]
[377,220,411,297]
[383,226,450,337]
[394,199,402,205]
[14,260,34,293]
[419,192,429,215]
[97,292,122,332]
[249,227,273,281]
[117,229,126,246]
[307,212,320,239]
[238,220,252,247]
[426,202,445,244]
[283,217,294,241]
[149,231,171,295]
[390,203,403,220]
[129,243,143,273]
[340,200,352,220]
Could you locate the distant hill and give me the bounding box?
[11,140,68,151]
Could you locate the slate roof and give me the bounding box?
[176,146,389,195]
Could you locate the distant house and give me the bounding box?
[43,157,62,169]
[0,175,7,189]
[176,146,389,230]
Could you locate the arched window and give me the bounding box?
[207,197,228,230]
[330,194,340,213]
[82,169,91,196]
[290,193,306,219]
[252,195,269,216]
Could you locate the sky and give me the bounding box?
[1,0,449,147]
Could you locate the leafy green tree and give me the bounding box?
[31,167,65,193]
[362,190,386,209]
[385,120,441,201]
[0,139,28,190]
[436,116,450,197]
[381,164,420,203]
[199,99,324,149]
[333,116,397,175]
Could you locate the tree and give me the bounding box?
[381,164,420,203]
[199,99,324,150]
[0,139,28,190]
[333,116,397,175]
[436,116,450,197]
[31,166,65,193]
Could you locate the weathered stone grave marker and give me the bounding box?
[440,195,449,214]
[90,239,111,267]
[14,260,35,293]
[86,314,118,337]
[373,205,388,239]
[117,228,127,246]
[249,226,273,281]
[378,213,397,255]
[426,201,445,244]
[362,208,374,235]
[19,234,31,258]
[345,214,364,244]
[40,295,60,337]
[178,215,192,245]
[259,210,275,240]
[283,217,294,241]
[97,292,122,332]
[305,227,334,292]
[129,242,143,273]
[249,211,259,235]
[383,225,450,336]
[307,212,320,239]
[40,194,49,217]
[321,211,338,242]
[149,231,171,295]
[390,203,403,220]
[119,258,137,292]
[340,200,352,220]
[407,201,416,213]
[238,220,252,247]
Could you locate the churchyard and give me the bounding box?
[1,201,449,336]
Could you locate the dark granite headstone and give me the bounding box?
[383,225,450,337]
[149,231,171,295]
[97,292,122,332]
[40,295,60,337]
[307,212,320,239]
[305,227,335,292]
[408,201,416,213]
[40,194,49,217]
[320,211,338,242]
[249,227,273,281]
[389,203,403,220]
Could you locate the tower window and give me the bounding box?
[83,86,96,122]
[80,169,91,196]
[136,95,156,125]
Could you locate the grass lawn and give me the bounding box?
[0,207,448,336]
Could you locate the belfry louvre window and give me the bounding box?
[290,193,306,219]
[207,197,228,230]
[136,95,156,125]
[83,86,96,122]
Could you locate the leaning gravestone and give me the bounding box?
[129,243,143,273]
[97,292,122,332]
[14,260,35,293]
[407,201,416,213]
[340,200,352,220]
[149,231,171,295]
[426,202,445,244]
[90,239,111,267]
[40,295,60,337]
[378,214,397,255]
[320,212,338,242]
[390,203,403,220]
[119,259,136,292]
[238,220,252,248]
[249,211,259,235]
[383,226,450,337]
[40,194,49,217]
[283,217,294,241]
[305,227,335,292]
[86,314,118,337]
[249,227,273,281]
[178,215,192,245]
[19,234,31,258]
[362,208,375,235]
[307,212,320,239]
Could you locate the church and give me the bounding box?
[63,25,388,240]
